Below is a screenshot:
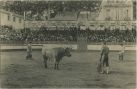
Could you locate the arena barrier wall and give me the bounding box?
[0,44,136,51]
[87,45,136,51]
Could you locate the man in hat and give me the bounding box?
[100,41,110,74]
[26,41,32,60]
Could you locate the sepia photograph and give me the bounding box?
[0,0,136,88]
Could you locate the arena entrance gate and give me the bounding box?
[77,35,87,51]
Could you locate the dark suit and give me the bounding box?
[100,45,109,67]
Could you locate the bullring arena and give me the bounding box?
[0,0,136,88]
[1,44,136,88]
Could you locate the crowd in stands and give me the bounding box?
[0,26,136,44]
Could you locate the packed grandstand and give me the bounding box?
[0,26,136,43]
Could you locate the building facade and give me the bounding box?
[96,0,135,30]
[0,9,24,30]
[98,0,133,21]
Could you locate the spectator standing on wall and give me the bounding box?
[119,43,125,61]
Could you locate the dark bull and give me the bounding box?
[42,47,72,70]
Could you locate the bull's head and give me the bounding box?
[64,47,72,57]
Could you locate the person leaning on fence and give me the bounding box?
[119,43,125,61]
[100,42,110,74]
[26,41,32,60]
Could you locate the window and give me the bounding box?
[116,0,119,3]
[105,17,109,20]
[107,0,111,4]
[19,18,22,23]
[13,17,16,22]
[100,25,104,27]
[90,25,94,27]
[126,9,129,17]
[7,15,10,21]
[107,9,110,12]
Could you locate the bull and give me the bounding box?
[42,47,71,70]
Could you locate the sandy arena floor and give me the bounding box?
[0,51,136,88]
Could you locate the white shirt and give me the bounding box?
[27,44,32,52]
[119,45,125,54]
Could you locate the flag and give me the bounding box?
[24,11,26,20]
